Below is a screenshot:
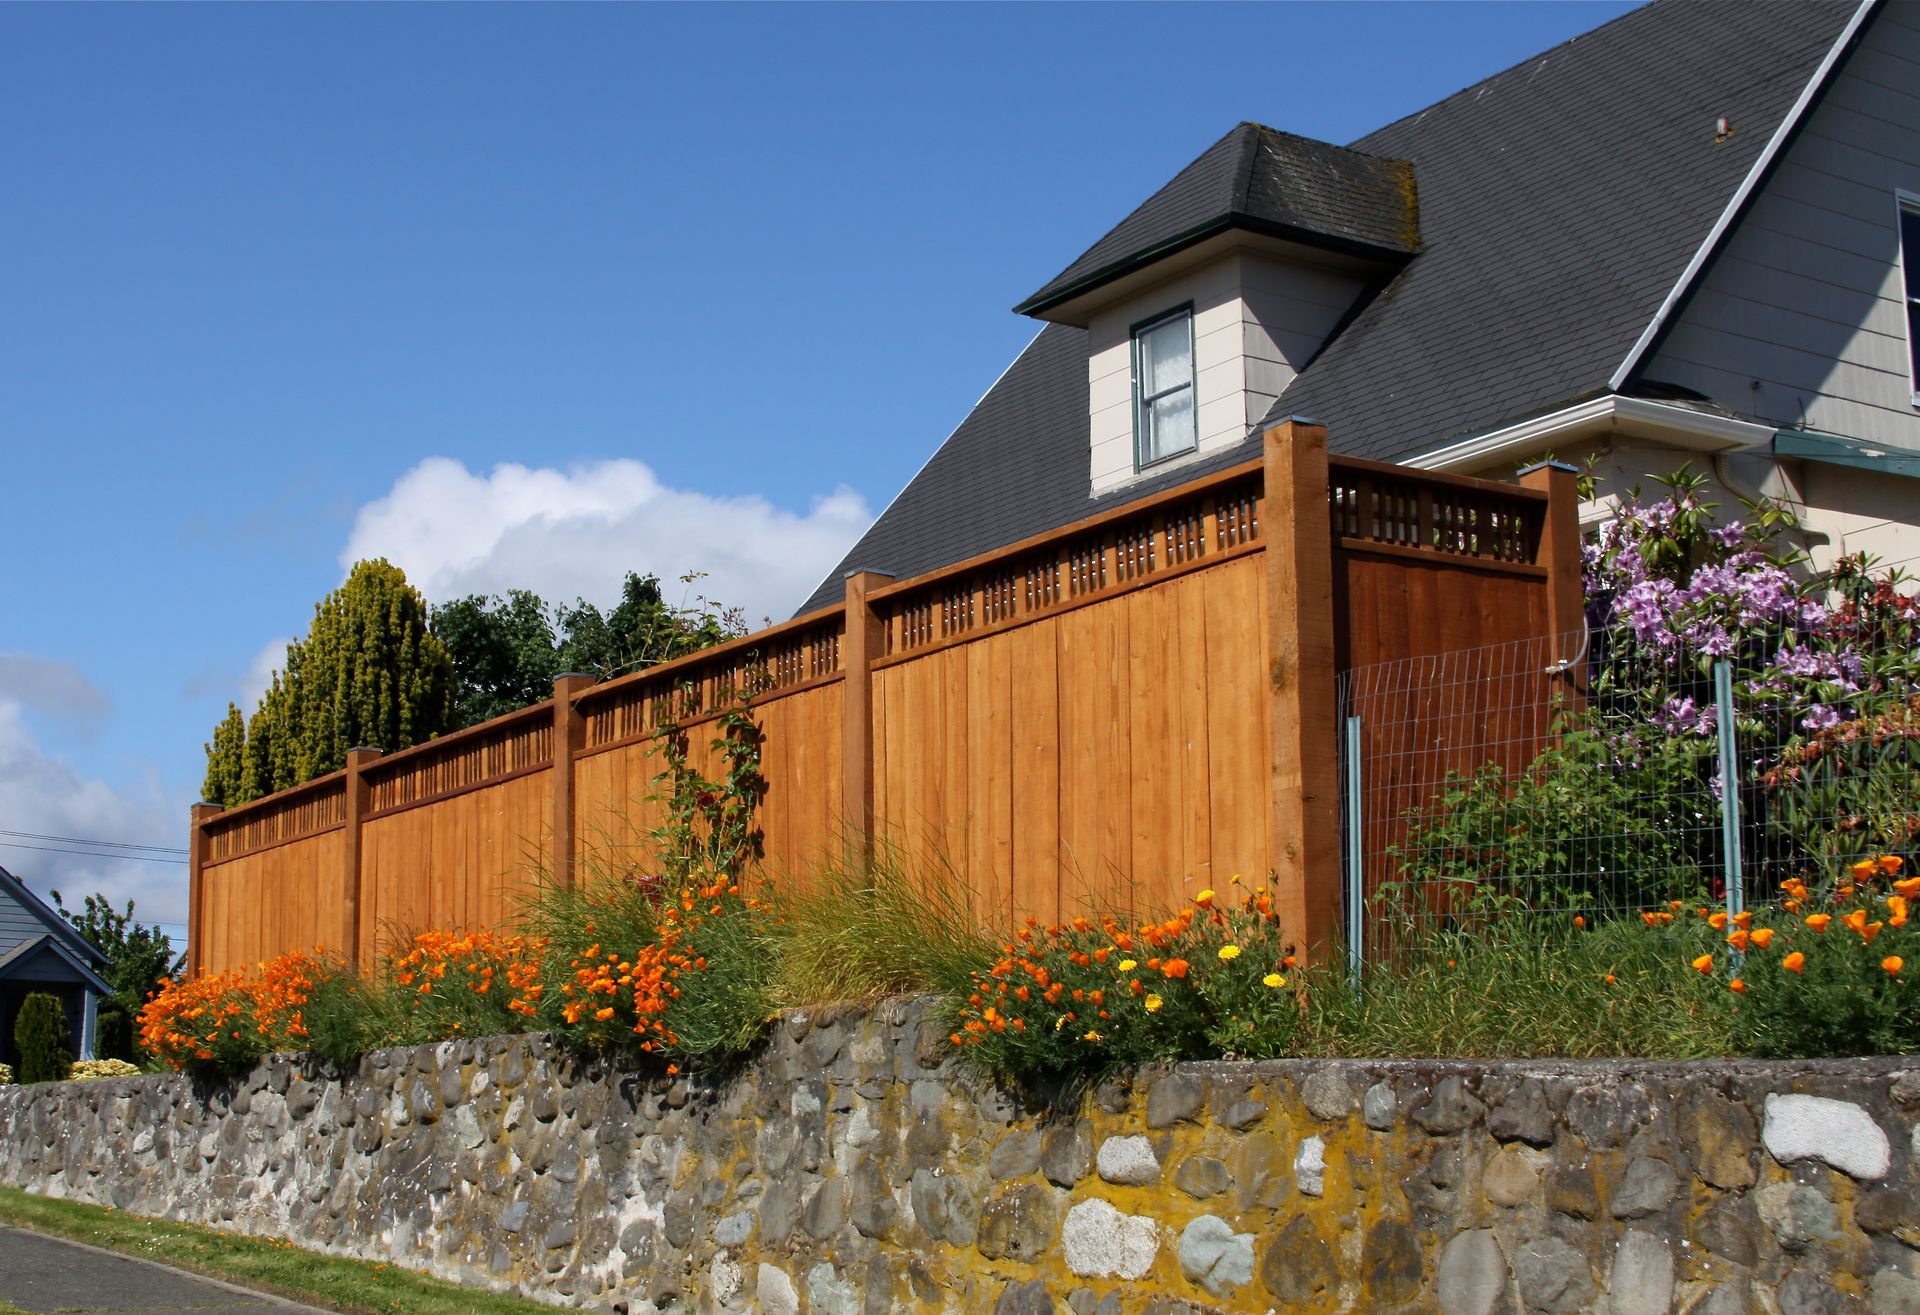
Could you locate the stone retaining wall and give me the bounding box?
[2,1002,1918,1313]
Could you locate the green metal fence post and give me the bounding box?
[1344,713,1364,987]
[1714,660,1745,935]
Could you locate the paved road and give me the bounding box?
[0,1226,339,1315]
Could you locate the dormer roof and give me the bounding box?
[1015,122,1418,321]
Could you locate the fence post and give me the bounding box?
[1713,660,1745,926]
[550,674,596,892]
[842,571,893,870]
[1518,460,1587,676]
[342,747,381,966]
[1343,713,1364,986]
[1264,417,1341,960]
[187,802,222,977]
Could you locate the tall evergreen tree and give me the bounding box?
[200,559,455,803]
[201,703,250,808]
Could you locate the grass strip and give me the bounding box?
[0,1188,555,1315]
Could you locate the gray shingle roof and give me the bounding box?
[1267,0,1858,458]
[1015,123,1418,318]
[799,0,1860,614]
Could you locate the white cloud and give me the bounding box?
[240,637,292,710]
[0,699,188,930]
[340,457,872,623]
[0,653,111,728]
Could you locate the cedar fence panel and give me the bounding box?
[190,424,1579,973]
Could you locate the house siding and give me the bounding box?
[0,888,49,956]
[1085,251,1367,497]
[1643,1,1920,449]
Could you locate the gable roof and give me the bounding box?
[1015,123,1419,319]
[1266,0,1864,460]
[0,933,114,996]
[800,0,1865,613]
[0,862,110,968]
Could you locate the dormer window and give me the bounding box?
[1134,307,1197,467]
[1901,193,1920,404]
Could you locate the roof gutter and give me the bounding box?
[1607,0,1880,392]
[1402,396,1777,473]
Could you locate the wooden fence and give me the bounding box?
[188,421,1580,974]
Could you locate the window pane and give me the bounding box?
[1144,388,1195,462]
[1908,300,1920,388]
[1140,316,1192,397]
[1902,206,1920,297]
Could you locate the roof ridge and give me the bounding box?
[1230,122,1263,213]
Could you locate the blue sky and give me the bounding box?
[0,1,1635,935]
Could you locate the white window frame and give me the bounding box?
[1899,189,1920,408]
[1131,305,1198,469]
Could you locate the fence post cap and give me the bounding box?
[1517,460,1581,476]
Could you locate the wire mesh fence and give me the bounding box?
[1337,618,1920,973]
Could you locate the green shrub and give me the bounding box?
[14,993,72,1083]
[1393,714,1707,915]
[1764,696,1920,876]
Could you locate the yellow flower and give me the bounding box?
[1263,973,1286,989]
[1144,994,1163,1013]
[1118,959,1138,972]
[1218,945,1242,961]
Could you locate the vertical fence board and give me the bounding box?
[1009,621,1061,925]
